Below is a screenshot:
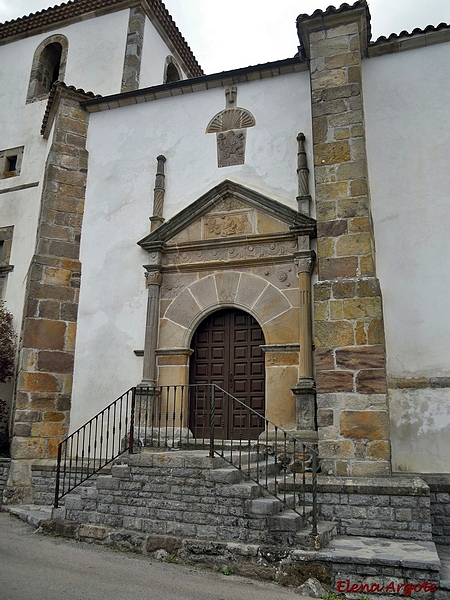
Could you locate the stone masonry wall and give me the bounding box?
[6,86,89,503]
[0,458,11,505]
[305,476,433,542]
[63,453,271,544]
[300,5,390,476]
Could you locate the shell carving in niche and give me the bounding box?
[206,108,256,133]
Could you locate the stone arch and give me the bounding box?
[159,271,295,350]
[163,56,182,83]
[26,34,68,103]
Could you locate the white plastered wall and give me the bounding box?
[139,15,188,88]
[363,42,450,472]
[70,70,313,430]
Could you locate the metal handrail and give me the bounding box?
[54,384,319,536]
[208,384,318,536]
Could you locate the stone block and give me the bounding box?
[366,440,391,461]
[314,320,354,348]
[367,318,385,345]
[316,201,337,221]
[314,141,351,166]
[315,183,349,204]
[359,254,375,276]
[39,422,68,437]
[317,219,348,238]
[340,410,389,440]
[319,256,358,280]
[18,371,61,393]
[111,464,131,479]
[324,51,359,69]
[43,411,65,421]
[316,370,354,393]
[356,369,387,393]
[96,475,120,490]
[319,440,354,458]
[79,524,111,540]
[351,461,391,477]
[314,300,329,321]
[343,297,382,319]
[252,284,291,324]
[337,196,369,219]
[38,300,60,319]
[332,280,356,299]
[315,348,334,370]
[336,232,371,256]
[355,322,367,345]
[317,409,334,427]
[23,319,66,351]
[311,69,347,90]
[146,534,182,553]
[37,351,74,373]
[314,281,332,301]
[317,237,335,259]
[335,345,385,369]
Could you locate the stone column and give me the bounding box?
[150,155,166,232]
[140,266,162,387]
[297,3,390,477]
[292,249,316,433]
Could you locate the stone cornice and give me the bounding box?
[138,180,316,251]
[369,24,450,57]
[82,57,307,112]
[0,0,202,78]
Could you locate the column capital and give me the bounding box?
[294,250,315,275]
[144,266,162,287]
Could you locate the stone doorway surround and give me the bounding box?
[137,180,316,435]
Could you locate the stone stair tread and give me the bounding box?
[3,504,52,528]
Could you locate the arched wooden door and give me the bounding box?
[189,308,265,440]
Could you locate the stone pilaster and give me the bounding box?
[140,252,164,387]
[5,85,89,503]
[292,249,316,432]
[298,2,390,476]
[121,6,145,92]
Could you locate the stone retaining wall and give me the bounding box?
[422,475,450,546]
[0,458,11,504]
[300,476,433,541]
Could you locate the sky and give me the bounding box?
[1,0,449,74]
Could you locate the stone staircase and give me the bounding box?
[53,448,336,550]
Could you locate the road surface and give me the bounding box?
[0,510,313,600]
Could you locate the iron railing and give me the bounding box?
[54,384,318,536]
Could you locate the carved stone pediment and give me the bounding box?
[138,180,315,249]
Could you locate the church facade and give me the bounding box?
[1,0,449,501]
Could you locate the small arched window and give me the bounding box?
[164,56,182,84]
[26,35,68,103]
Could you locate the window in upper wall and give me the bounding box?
[164,56,182,84]
[0,226,14,300]
[0,147,24,180]
[26,34,68,103]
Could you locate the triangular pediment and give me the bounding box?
[138,180,315,251]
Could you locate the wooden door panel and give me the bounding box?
[190,309,265,439]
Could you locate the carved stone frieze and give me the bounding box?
[204,211,252,238]
[162,239,298,267]
[213,196,245,212]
